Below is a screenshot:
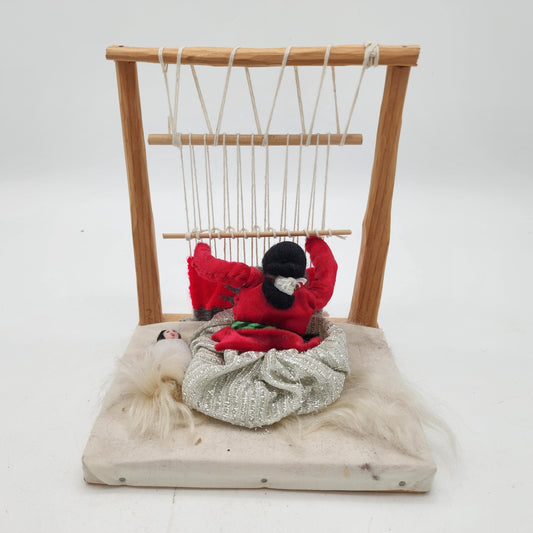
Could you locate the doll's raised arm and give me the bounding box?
[305,237,338,309]
[192,243,262,288]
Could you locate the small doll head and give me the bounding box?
[261,241,307,310]
[157,329,181,341]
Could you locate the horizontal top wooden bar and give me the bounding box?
[106,45,420,67]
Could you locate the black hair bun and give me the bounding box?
[262,241,306,278]
[261,241,306,310]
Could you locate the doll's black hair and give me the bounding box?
[157,329,181,341]
[261,241,307,310]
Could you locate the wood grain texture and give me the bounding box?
[148,133,362,146]
[162,313,193,322]
[115,61,163,325]
[106,45,420,67]
[348,66,412,327]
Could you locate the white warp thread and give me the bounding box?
[294,67,306,134]
[331,66,341,134]
[263,46,292,146]
[245,67,263,135]
[158,43,381,251]
[306,44,332,146]
[190,65,214,134]
[215,46,240,146]
[340,41,379,145]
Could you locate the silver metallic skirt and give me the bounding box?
[182,310,350,428]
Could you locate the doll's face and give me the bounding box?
[162,329,181,339]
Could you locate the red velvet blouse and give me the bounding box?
[192,236,338,352]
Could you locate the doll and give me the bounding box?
[152,329,191,385]
[117,329,194,437]
[191,236,337,352]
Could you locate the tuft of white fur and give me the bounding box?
[116,340,197,439]
[278,355,454,456]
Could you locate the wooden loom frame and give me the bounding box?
[106,44,420,328]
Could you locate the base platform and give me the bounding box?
[82,320,436,492]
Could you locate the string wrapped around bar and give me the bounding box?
[154,43,380,263]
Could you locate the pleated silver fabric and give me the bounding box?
[182,310,350,428]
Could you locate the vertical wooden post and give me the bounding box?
[348,66,411,327]
[115,61,163,325]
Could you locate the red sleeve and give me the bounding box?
[192,243,262,288]
[305,237,338,309]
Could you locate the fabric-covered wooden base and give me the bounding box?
[82,320,436,492]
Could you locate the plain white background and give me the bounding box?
[1,1,532,531]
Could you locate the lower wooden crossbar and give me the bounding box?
[148,133,362,146]
[163,229,351,239]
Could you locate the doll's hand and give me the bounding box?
[305,236,323,250]
[194,242,211,256]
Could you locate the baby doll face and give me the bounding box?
[162,329,181,339]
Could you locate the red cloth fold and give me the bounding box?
[211,326,322,352]
[188,256,234,315]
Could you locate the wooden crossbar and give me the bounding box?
[163,229,352,240]
[148,133,363,146]
[106,45,420,67]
